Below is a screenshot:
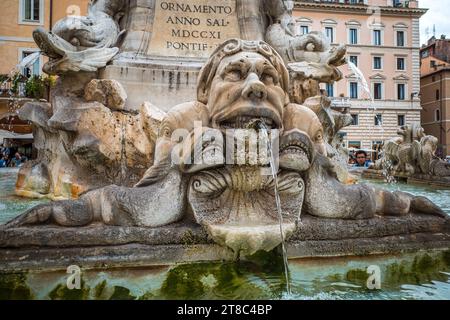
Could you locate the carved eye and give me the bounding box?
[315,131,323,142]
[161,127,171,138]
[306,42,316,52]
[224,69,242,82]
[261,71,279,86]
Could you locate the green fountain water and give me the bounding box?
[1,251,449,300]
[0,168,48,224]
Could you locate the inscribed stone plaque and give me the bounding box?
[148,0,241,58]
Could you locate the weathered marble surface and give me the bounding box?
[10,39,448,258]
[15,77,163,199]
[10,0,448,261]
[1,214,449,272]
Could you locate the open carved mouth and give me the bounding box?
[219,115,276,129]
[280,141,309,156]
[279,130,315,172]
[215,107,282,130]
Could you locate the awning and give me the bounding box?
[0,129,33,144]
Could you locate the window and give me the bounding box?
[435,109,441,121]
[397,31,405,47]
[373,30,382,46]
[351,114,359,126]
[397,57,405,70]
[373,83,383,100]
[21,50,40,77]
[374,114,383,126]
[397,83,406,100]
[325,27,334,43]
[373,56,382,69]
[349,28,358,44]
[301,25,309,35]
[326,83,334,97]
[21,0,41,23]
[398,115,405,126]
[436,89,440,100]
[350,82,359,99]
[348,141,361,149]
[349,55,358,66]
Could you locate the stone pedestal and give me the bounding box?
[102,0,246,110]
[100,57,203,111]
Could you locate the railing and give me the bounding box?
[0,82,26,98]
[330,97,352,109]
[0,75,27,98]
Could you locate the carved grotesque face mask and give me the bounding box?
[206,51,287,131]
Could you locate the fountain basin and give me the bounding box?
[362,169,450,189]
[0,250,449,300]
[1,214,449,273]
[1,169,449,272]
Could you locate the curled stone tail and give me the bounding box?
[135,161,172,187]
[5,203,53,228]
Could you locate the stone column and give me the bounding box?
[236,0,266,41]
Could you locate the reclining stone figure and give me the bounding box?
[6,39,447,256]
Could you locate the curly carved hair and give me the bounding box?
[196,38,289,104]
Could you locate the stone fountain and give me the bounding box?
[1,0,449,272]
[363,123,450,188]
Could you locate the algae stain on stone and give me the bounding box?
[48,278,90,300]
[345,268,368,286]
[93,280,108,299]
[441,249,450,266]
[158,259,281,300]
[109,286,136,300]
[160,264,208,299]
[0,273,34,300]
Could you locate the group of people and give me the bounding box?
[0,146,28,168]
[349,150,373,168]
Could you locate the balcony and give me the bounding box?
[330,97,352,112]
[0,74,27,99]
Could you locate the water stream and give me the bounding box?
[346,59,385,155]
[258,122,292,295]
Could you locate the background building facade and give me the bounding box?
[420,36,450,157]
[293,0,426,153]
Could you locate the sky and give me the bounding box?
[420,0,450,45]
